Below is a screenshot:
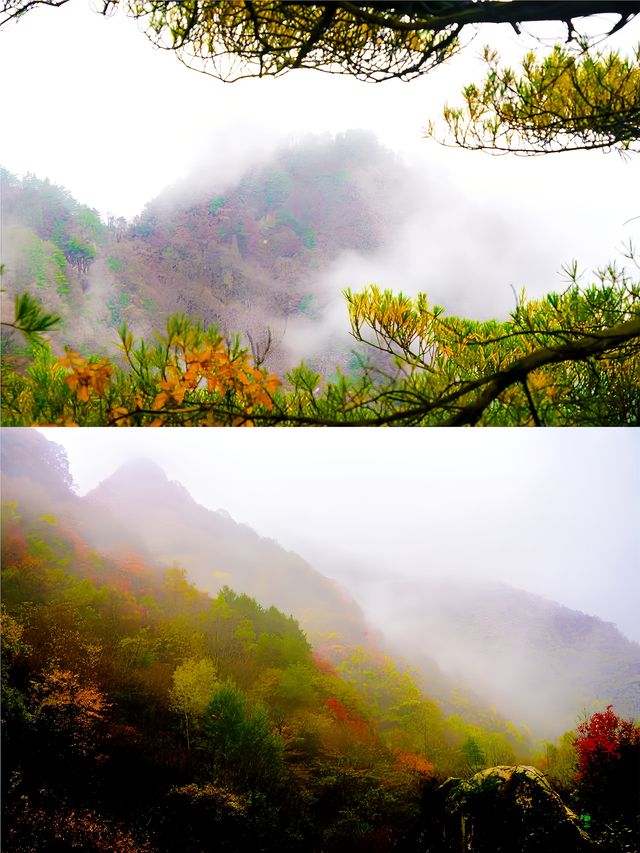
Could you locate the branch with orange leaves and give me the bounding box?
[45,315,281,426]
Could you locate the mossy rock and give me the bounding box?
[439,765,593,853]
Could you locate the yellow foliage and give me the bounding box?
[58,351,113,401]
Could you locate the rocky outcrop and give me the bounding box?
[434,765,593,853]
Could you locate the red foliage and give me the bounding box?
[575,705,640,780]
[1,520,29,563]
[324,696,375,744]
[58,523,93,576]
[394,751,434,778]
[117,550,151,578]
[325,695,350,722]
[311,653,338,676]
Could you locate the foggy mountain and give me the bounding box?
[0,429,371,652]
[359,576,640,738]
[278,542,640,739]
[83,457,374,649]
[1,131,414,374]
[1,428,638,740]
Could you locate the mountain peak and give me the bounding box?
[111,457,169,482]
[87,457,189,505]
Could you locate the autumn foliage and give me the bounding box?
[573,705,640,821]
[575,705,639,779]
[0,505,440,850]
[394,751,434,778]
[1,314,282,426]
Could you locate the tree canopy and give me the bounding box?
[430,42,640,154]
[2,1,637,82]
[2,255,638,426]
[3,2,638,155]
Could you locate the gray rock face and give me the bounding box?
[438,765,592,853]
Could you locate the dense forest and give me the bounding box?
[1,430,639,851]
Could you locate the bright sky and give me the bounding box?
[34,427,640,643]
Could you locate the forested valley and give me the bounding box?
[1,429,639,851]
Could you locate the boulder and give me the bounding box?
[436,765,593,853]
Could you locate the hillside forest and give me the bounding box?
[1,429,639,851]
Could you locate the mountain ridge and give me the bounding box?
[1,429,637,739]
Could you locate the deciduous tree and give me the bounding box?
[169,656,218,752]
[574,705,640,820]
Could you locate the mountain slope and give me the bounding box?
[2,430,637,740]
[1,132,411,372]
[362,575,640,737]
[0,431,373,650]
[84,457,372,647]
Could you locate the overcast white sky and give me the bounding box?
[1,2,639,322]
[34,427,640,643]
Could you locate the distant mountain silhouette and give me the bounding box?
[0,431,372,650]
[85,457,372,647]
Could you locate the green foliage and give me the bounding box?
[59,233,97,270]
[75,205,106,242]
[203,682,286,797]
[1,341,69,425]
[106,289,131,326]
[17,231,70,294]
[277,210,317,249]
[3,254,637,426]
[1,507,404,846]
[1,312,282,425]
[433,43,640,153]
[461,735,487,773]
[293,260,640,426]
[3,496,632,848]
[132,212,157,238]
[209,196,225,215]
[259,170,292,209]
[297,293,318,317]
[541,730,578,790]
[1,291,61,341]
[107,255,124,273]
